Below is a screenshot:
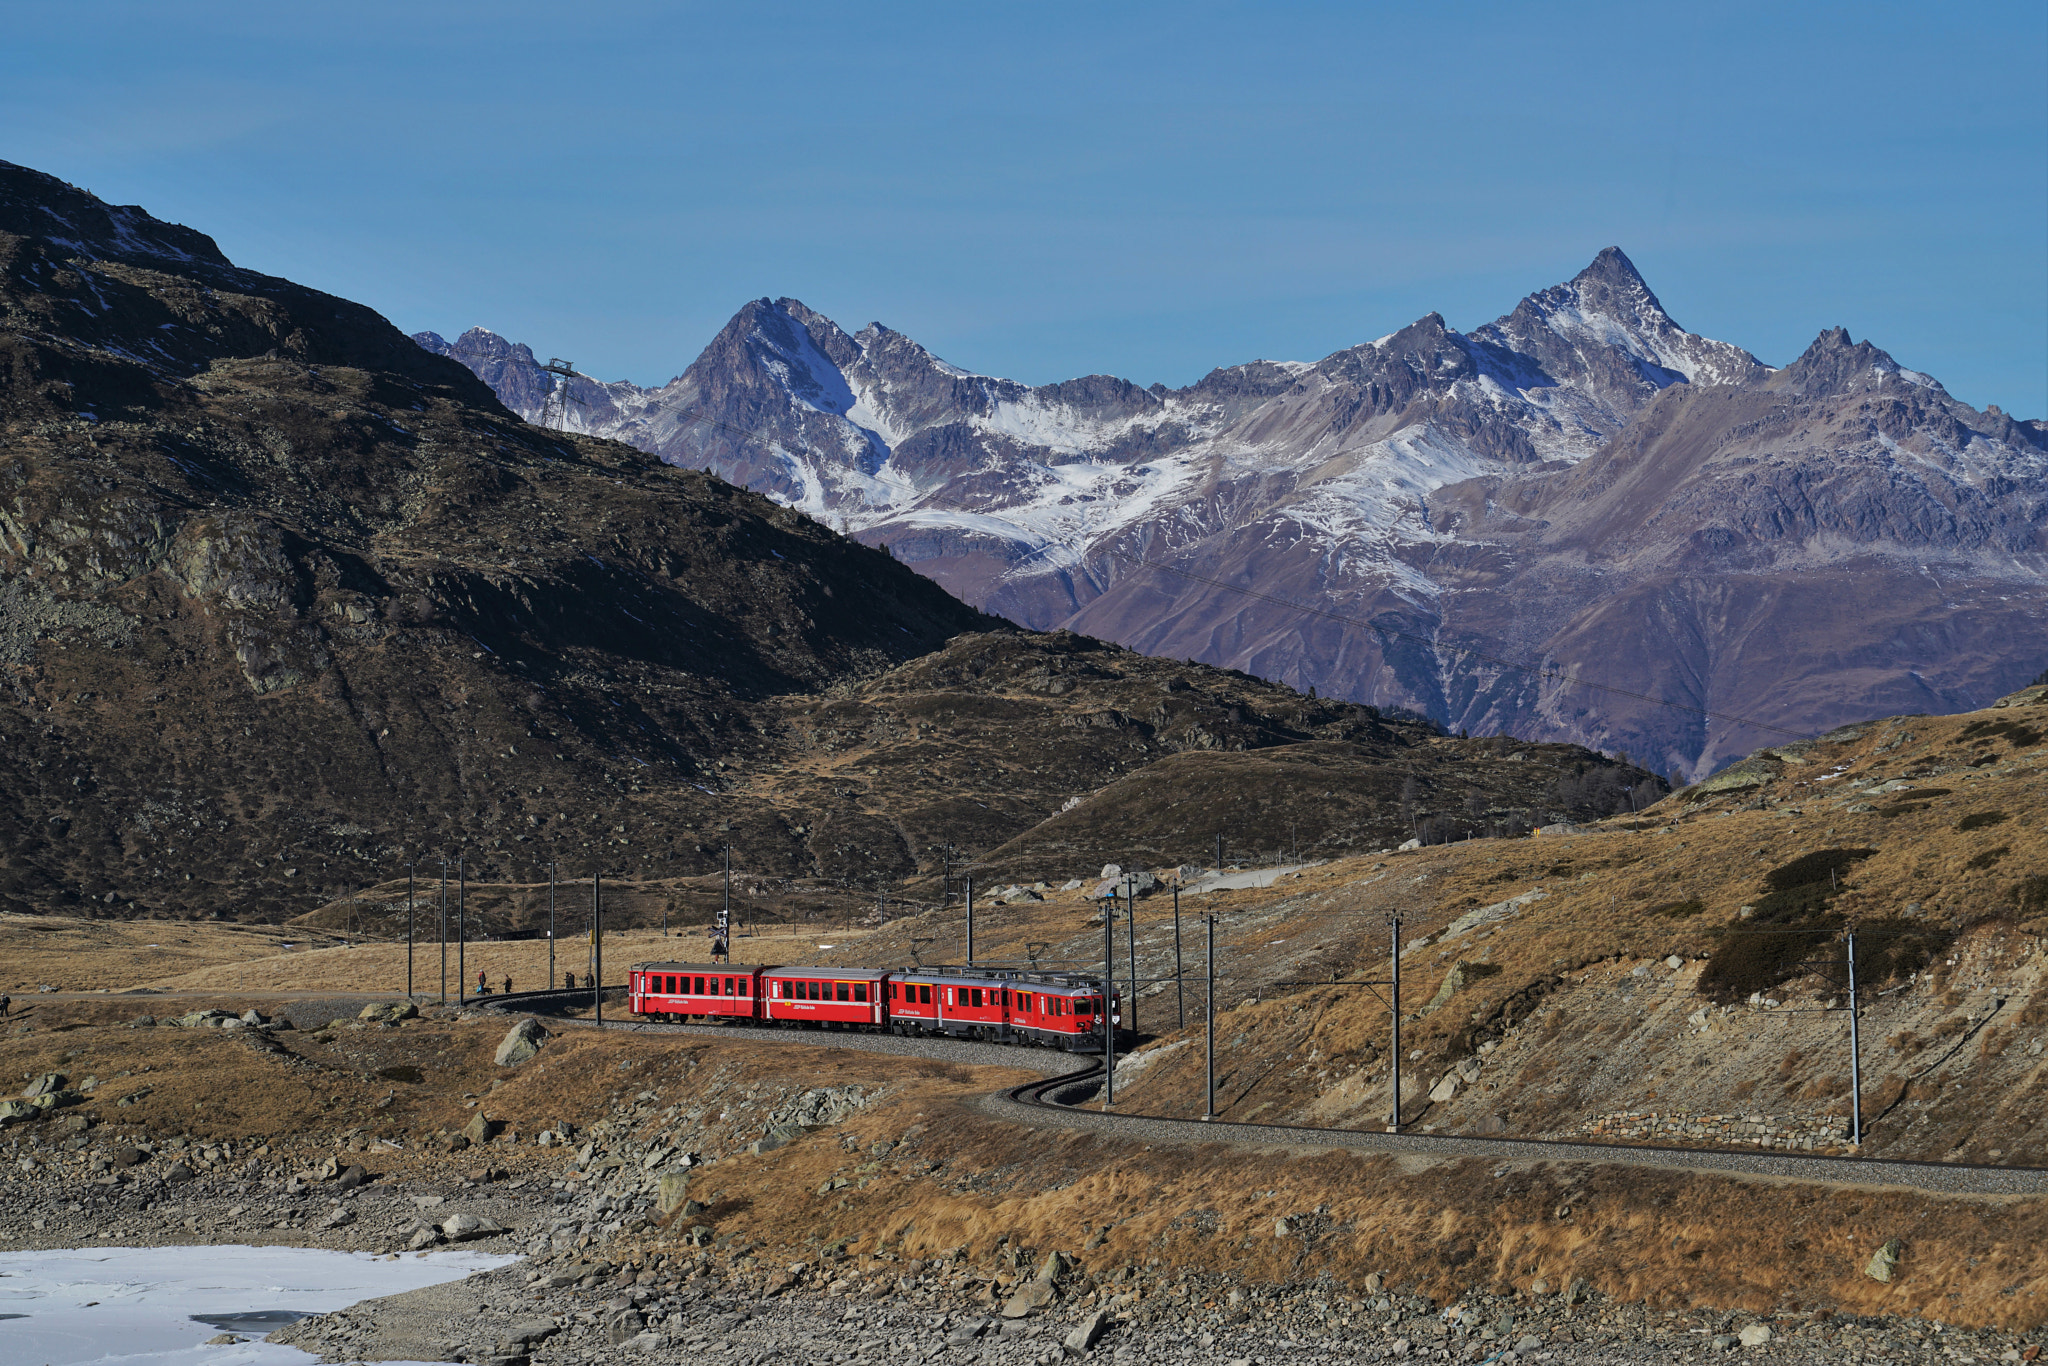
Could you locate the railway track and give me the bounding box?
[481,991,2048,1198]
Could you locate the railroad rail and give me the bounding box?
[474,993,2048,1197]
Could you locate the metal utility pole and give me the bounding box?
[457,857,466,1001]
[721,843,731,945]
[1102,897,1116,1110]
[405,862,415,1000]
[1215,832,1223,871]
[965,877,975,965]
[437,857,449,1005]
[541,358,579,431]
[1847,929,1864,1148]
[1124,873,1139,1034]
[1204,914,1216,1120]
[547,861,557,989]
[877,876,885,926]
[1173,884,1185,1030]
[593,867,604,1025]
[1390,914,1403,1132]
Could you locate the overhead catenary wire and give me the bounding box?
[498,365,1806,744]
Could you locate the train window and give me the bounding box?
[969,988,982,1007]
[853,983,868,1003]
[721,977,731,995]
[741,978,751,996]
[918,984,931,1005]
[945,988,955,1007]
[810,981,822,1001]
[831,982,845,1003]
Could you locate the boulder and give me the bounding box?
[1865,1237,1902,1283]
[494,1017,549,1067]
[1428,1074,1460,1104]
[407,1225,442,1250]
[604,1312,646,1345]
[439,1212,509,1241]
[0,1100,38,1124]
[1738,1325,1772,1346]
[22,1073,66,1098]
[334,1164,368,1191]
[463,1113,500,1145]
[656,1171,692,1214]
[504,1321,559,1351]
[1001,1277,1056,1318]
[163,1162,196,1183]
[317,1205,355,1229]
[1064,1309,1112,1355]
[1099,864,1122,880]
[359,1001,418,1023]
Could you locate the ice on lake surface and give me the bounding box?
[0,1244,517,1366]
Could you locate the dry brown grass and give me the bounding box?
[0,914,334,993]
[11,998,2048,1329]
[609,1055,2048,1330]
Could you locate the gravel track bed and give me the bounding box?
[484,996,2048,1197]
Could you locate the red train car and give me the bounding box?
[763,966,889,1028]
[629,962,763,1021]
[887,969,1108,1050]
[627,959,1110,1053]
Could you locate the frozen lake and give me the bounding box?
[0,1245,517,1366]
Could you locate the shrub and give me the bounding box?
[1850,916,1950,984]
[1698,917,1841,1004]
[1957,811,2009,831]
[1762,848,1878,892]
[1966,845,2010,870]
[2013,874,2048,919]
[1960,718,2043,748]
[1698,848,1874,1003]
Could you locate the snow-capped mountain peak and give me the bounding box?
[421,250,2046,780]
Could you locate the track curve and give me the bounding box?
[479,993,2048,1197]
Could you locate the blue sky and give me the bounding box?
[8,2,2045,413]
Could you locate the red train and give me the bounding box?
[626,961,1113,1052]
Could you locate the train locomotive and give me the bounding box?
[627,961,1114,1052]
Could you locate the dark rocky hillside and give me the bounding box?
[0,162,1661,923]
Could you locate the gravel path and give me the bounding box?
[487,994,2048,1198]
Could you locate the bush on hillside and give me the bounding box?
[1957,811,2009,831]
[1850,916,1951,985]
[1697,848,1876,1003]
[1761,848,1878,893]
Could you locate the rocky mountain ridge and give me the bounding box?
[422,252,2048,779]
[0,160,1659,921]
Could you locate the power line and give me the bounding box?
[512,366,1806,745]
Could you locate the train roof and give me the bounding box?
[897,966,1102,992]
[630,961,759,974]
[761,964,892,980]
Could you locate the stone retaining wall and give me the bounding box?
[1576,1110,1852,1153]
